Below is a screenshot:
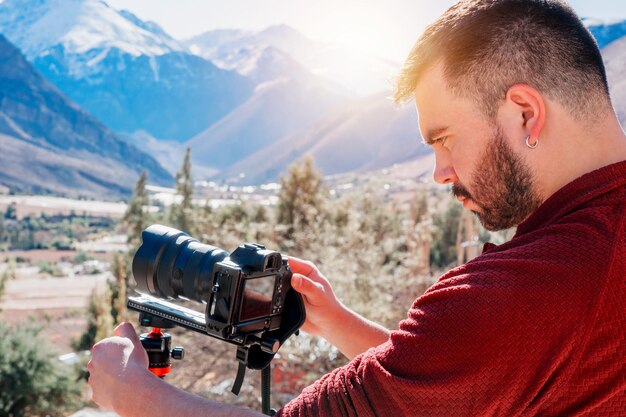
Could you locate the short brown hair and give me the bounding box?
[394,0,611,120]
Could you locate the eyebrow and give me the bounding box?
[422,126,450,146]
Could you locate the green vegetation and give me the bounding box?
[123,171,149,247]
[72,287,114,351]
[0,260,11,311]
[37,260,64,277]
[0,323,82,417]
[169,146,195,234]
[0,211,115,251]
[3,149,509,412]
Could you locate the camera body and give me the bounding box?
[204,242,291,341]
[128,225,304,361]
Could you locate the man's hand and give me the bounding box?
[288,256,342,337]
[87,323,264,417]
[288,257,391,359]
[88,322,151,411]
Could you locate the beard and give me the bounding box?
[452,126,542,231]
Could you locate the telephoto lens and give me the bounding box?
[132,225,230,302]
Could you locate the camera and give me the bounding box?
[126,225,305,388]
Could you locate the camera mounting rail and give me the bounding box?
[127,292,302,415]
[128,293,282,353]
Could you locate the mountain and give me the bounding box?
[0,0,254,141]
[210,20,626,184]
[0,0,183,60]
[217,92,427,184]
[587,18,626,125]
[602,36,626,124]
[585,19,626,48]
[191,43,313,85]
[187,76,354,173]
[0,34,172,197]
[184,25,399,96]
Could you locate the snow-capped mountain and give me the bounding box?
[0,0,253,141]
[586,18,626,124]
[585,18,626,49]
[0,0,182,60]
[185,25,399,96]
[603,36,626,124]
[0,34,172,197]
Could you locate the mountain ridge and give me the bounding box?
[184,24,399,96]
[0,33,172,197]
[0,0,254,141]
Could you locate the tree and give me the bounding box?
[276,155,327,236]
[124,171,149,247]
[0,216,4,246]
[0,259,16,312]
[3,203,16,220]
[0,323,82,417]
[110,251,129,324]
[170,147,194,233]
[430,201,463,268]
[73,288,114,351]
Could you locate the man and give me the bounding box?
[88,0,626,415]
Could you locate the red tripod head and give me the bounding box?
[140,327,184,378]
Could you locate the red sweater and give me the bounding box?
[277,161,626,417]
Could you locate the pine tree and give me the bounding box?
[110,251,128,324]
[73,288,114,351]
[0,217,4,246]
[0,259,16,312]
[170,146,194,233]
[3,203,16,220]
[124,171,148,247]
[0,270,7,313]
[277,155,327,233]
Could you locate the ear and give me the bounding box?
[498,84,546,142]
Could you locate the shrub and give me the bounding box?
[0,323,82,417]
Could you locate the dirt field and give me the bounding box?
[0,195,127,219]
[0,263,111,354]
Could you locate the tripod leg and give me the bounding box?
[261,364,274,416]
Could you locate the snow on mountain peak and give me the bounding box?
[0,0,182,58]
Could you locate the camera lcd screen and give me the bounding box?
[239,276,276,321]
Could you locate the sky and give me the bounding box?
[106,0,626,63]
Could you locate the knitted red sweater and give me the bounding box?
[276,161,626,417]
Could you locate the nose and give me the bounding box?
[432,150,458,185]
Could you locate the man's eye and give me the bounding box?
[436,137,448,147]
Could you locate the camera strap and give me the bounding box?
[233,347,275,415]
[232,346,249,395]
[233,362,247,395]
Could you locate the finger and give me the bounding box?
[291,274,326,306]
[113,322,143,351]
[287,257,315,276]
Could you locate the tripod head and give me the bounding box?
[137,314,184,378]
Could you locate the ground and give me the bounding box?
[0,250,110,354]
[0,248,307,414]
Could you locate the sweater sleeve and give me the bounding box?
[275,253,603,417]
[276,164,626,416]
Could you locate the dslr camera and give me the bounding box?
[127,224,305,394]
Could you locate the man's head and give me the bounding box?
[395,0,610,119]
[396,0,617,230]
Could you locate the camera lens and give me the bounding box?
[133,225,229,302]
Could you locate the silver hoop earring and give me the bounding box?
[525,135,539,149]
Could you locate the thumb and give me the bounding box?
[114,322,143,351]
[291,274,326,306]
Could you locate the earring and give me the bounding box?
[525,135,539,149]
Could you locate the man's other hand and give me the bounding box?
[88,322,151,411]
